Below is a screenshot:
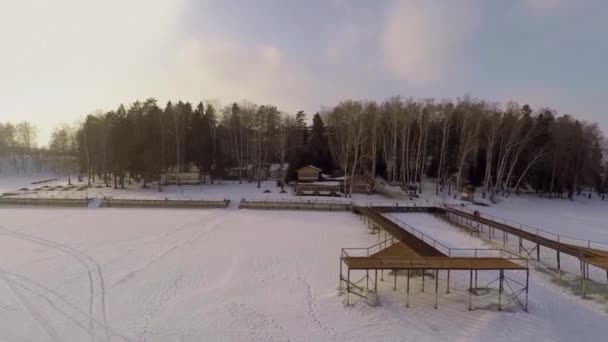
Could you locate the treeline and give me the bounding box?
[0,121,43,173]
[325,98,606,200]
[0,121,38,154]
[40,96,608,200]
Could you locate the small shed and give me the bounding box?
[297,165,321,182]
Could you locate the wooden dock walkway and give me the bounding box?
[341,206,529,311]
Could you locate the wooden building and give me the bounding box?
[297,165,321,182]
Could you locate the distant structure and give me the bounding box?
[295,165,341,196]
[162,166,201,185]
[269,163,289,180]
[296,165,321,182]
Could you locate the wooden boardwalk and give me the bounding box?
[341,206,529,311]
[356,206,445,257]
[344,255,527,271]
[441,206,608,273]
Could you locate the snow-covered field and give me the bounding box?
[1,208,607,341]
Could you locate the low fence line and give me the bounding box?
[0,197,89,207]
[100,198,229,209]
[239,199,352,211]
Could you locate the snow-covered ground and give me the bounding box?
[1,208,607,341]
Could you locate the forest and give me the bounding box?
[1,96,606,201]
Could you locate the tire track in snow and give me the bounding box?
[0,268,131,342]
[1,274,63,342]
[0,225,112,342]
[134,214,228,341]
[111,213,224,288]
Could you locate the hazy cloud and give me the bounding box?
[381,0,479,83]
[0,0,187,144]
[171,37,315,113]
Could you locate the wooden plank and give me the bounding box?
[356,206,445,257]
[343,256,527,271]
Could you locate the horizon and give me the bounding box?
[2,0,607,145]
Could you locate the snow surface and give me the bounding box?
[470,194,608,244]
[1,208,607,341]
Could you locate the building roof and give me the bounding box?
[297,165,321,172]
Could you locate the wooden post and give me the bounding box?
[525,270,529,312]
[580,260,587,298]
[446,270,451,294]
[374,270,378,293]
[422,269,425,293]
[434,270,439,309]
[475,270,478,289]
[393,270,397,291]
[366,270,369,290]
[536,242,540,261]
[498,270,504,311]
[469,270,473,311]
[346,269,350,306]
[519,235,523,254]
[339,258,343,290]
[406,269,410,308]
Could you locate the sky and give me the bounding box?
[1,0,607,146]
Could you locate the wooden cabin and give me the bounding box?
[297,165,321,182]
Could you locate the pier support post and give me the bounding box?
[393,270,397,291]
[374,270,378,293]
[422,269,425,293]
[468,270,473,311]
[446,270,451,294]
[346,269,350,306]
[498,270,504,311]
[525,270,529,312]
[339,258,343,290]
[434,270,439,309]
[406,269,410,308]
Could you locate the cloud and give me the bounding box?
[0,0,317,145]
[170,37,314,113]
[381,1,479,83]
[0,0,186,145]
[519,0,572,16]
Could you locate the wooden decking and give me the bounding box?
[343,256,527,271]
[357,206,445,257]
[348,206,526,272]
[342,206,530,311]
